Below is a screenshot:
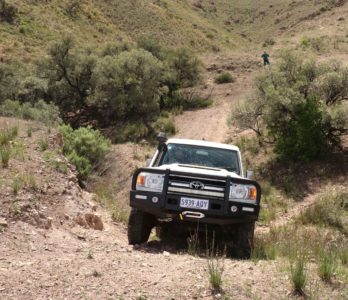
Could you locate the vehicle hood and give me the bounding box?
[152,164,243,179]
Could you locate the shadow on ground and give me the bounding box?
[259,150,348,200]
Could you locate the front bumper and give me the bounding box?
[129,168,261,225]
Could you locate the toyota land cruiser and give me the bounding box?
[128,133,261,258]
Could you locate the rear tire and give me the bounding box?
[235,222,255,259]
[128,208,156,245]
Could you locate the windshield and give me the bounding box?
[158,143,240,174]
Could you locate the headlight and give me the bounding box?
[229,184,257,202]
[136,172,164,192]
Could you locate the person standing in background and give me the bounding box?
[261,50,270,66]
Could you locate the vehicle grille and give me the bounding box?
[167,174,226,199]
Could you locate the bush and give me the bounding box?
[263,38,276,47]
[0,0,18,24]
[171,48,202,86]
[116,122,149,142]
[298,186,348,233]
[290,255,307,296]
[59,125,111,180]
[0,100,61,126]
[44,36,97,115]
[318,250,337,282]
[251,235,277,260]
[214,72,234,84]
[0,145,11,168]
[92,49,163,124]
[230,50,348,162]
[272,96,328,161]
[153,118,176,136]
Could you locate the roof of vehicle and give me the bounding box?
[166,138,240,152]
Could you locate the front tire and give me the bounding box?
[128,208,156,245]
[235,222,255,259]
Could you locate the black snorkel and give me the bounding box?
[157,132,168,151]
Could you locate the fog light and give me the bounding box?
[152,196,159,203]
[231,205,238,213]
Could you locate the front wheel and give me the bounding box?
[235,222,255,259]
[128,208,156,245]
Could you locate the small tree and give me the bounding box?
[43,36,97,116]
[92,48,163,124]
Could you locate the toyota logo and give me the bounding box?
[189,181,205,190]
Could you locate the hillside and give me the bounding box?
[1,0,347,63]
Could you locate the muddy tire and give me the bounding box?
[128,208,155,245]
[235,222,255,259]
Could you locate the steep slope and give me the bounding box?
[2,0,347,63]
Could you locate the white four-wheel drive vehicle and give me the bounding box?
[128,133,261,258]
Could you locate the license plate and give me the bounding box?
[180,197,209,210]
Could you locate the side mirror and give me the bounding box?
[246,170,254,179]
[146,158,152,167]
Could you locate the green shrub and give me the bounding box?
[153,118,176,136]
[12,176,23,195]
[27,127,32,137]
[0,145,11,168]
[0,100,61,126]
[290,255,307,296]
[0,126,18,146]
[299,187,348,233]
[92,49,163,123]
[272,96,328,161]
[37,138,48,152]
[168,48,203,88]
[187,229,200,256]
[231,50,348,162]
[214,72,234,84]
[116,122,149,142]
[59,125,111,180]
[318,250,337,282]
[252,235,277,260]
[45,36,97,115]
[339,248,348,266]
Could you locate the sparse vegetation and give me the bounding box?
[251,235,277,261]
[207,254,224,292]
[290,255,307,296]
[298,187,348,234]
[0,145,11,168]
[37,138,48,152]
[12,176,23,195]
[214,72,235,84]
[11,172,38,194]
[59,125,111,180]
[153,118,176,136]
[0,126,18,145]
[231,51,348,162]
[27,127,32,138]
[0,126,19,168]
[318,250,337,282]
[206,236,224,292]
[187,229,199,256]
[0,100,61,126]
